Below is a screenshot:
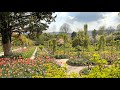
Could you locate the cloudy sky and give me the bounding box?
[45,12,120,33]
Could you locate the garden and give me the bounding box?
[0,12,120,78]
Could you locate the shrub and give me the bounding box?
[79,68,90,75]
[75,45,82,51]
[39,45,44,50]
[66,59,95,66]
[69,72,80,78]
[54,54,68,59]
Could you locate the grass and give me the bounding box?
[13,46,36,59]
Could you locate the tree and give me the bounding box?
[60,23,71,34]
[98,35,106,51]
[0,12,56,56]
[52,39,57,55]
[83,24,89,50]
[92,29,97,45]
[113,31,120,41]
[117,24,120,31]
[106,26,115,35]
[84,24,88,36]
[115,40,120,51]
[77,30,84,46]
[59,23,71,54]
[98,26,105,35]
[72,30,84,47]
[58,33,69,54]
[71,31,77,40]
[35,34,45,45]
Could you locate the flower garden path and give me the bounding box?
[55,59,111,75]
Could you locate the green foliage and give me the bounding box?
[98,26,105,35]
[71,31,77,40]
[75,45,82,51]
[66,58,95,66]
[54,54,68,59]
[57,33,70,54]
[0,12,56,55]
[90,54,108,66]
[115,40,120,50]
[113,31,120,41]
[82,65,120,78]
[12,35,34,46]
[39,45,44,50]
[92,29,97,44]
[69,72,80,78]
[84,24,89,49]
[52,39,57,55]
[97,35,106,51]
[72,31,84,47]
[19,47,36,59]
[72,37,80,47]
[106,34,113,46]
[84,24,88,34]
[79,68,90,75]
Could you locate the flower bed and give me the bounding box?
[66,58,96,66]
[100,52,119,65]
[0,56,68,78]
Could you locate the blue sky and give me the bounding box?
[44,12,120,32]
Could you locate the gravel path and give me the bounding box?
[55,59,88,75]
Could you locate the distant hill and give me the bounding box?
[44,30,117,36]
[46,31,92,35]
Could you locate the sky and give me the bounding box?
[44,12,120,33]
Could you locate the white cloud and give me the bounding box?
[99,12,120,29]
[46,12,120,33]
[68,16,74,20]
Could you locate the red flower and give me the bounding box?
[45,56,50,59]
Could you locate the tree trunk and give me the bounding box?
[1,29,12,56]
[2,40,12,56]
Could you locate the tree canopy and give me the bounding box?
[0,12,56,56]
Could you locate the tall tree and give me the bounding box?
[84,24,88,36]
[83,24,89,49]
[98,35,106,51]
[0,12,56,56]
[52,39,57,55]
[71,31,77,40]
[92,29,97,45]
